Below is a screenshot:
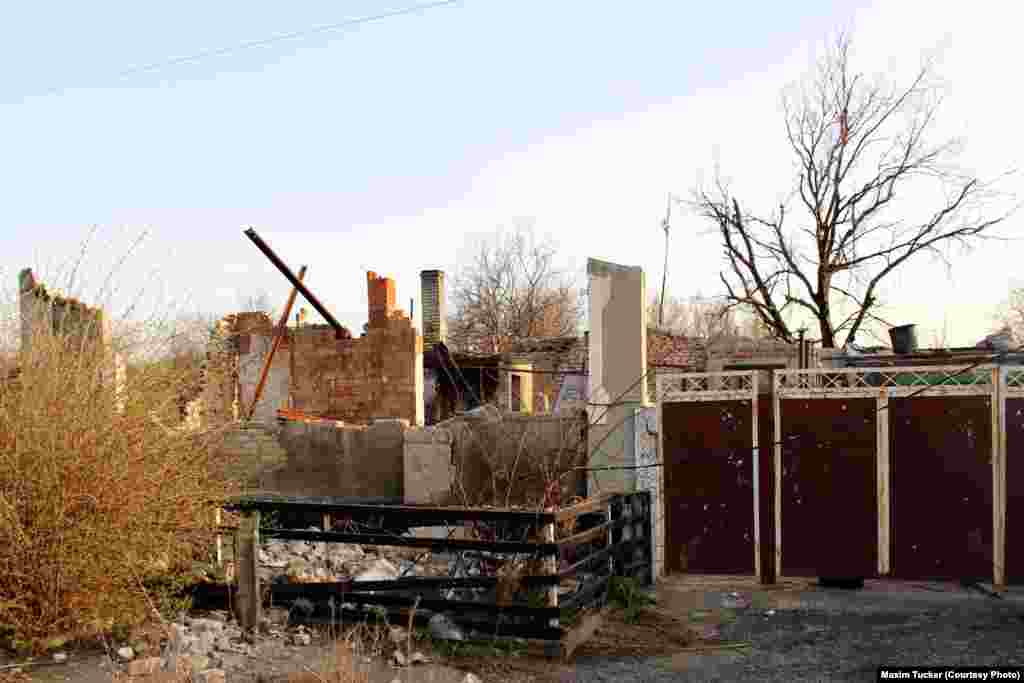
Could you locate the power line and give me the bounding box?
[24,0,460,100]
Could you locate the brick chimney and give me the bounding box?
[419,270,447,348]
[367,271,396,329]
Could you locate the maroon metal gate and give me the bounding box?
[889,396,993,581]
[662,400,755,574]
[778,398,878,578]
[1003,398,1024,584]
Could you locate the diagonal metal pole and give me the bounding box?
[245,265,307,423]
[244,227,347,338]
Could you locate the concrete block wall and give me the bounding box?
[268,416,406,498]
[217,423,290,490]
[403,425,454,504]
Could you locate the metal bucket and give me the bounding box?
[888,324,918,354]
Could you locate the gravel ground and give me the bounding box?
[569,582,1024,683]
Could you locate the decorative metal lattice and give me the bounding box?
[657,370,756,403]
[774,365,998,398]
[1004,367,1024,395]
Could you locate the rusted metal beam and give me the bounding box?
[245,264,307,423]
[243,227,347,338]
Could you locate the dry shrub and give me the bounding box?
[445,410,587,509]
[0,283,239,650]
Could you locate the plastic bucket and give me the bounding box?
[888,324,918,354]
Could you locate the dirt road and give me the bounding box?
[567,576,1024,682]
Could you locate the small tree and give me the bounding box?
[693,32,1015,348]
[993,288,1024,344]
[448,223,583,353]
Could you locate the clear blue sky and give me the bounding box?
[2,0,1019,345]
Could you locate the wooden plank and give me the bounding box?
[559,523,608,548]
[555,493,617,523]
[559,607,610,662]
[225,496,556,525]
[543,517,558,629]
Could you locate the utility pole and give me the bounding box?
[658,193,674,327]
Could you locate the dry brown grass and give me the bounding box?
[0,273,239,653]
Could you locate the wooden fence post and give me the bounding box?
[235,510,262,630]
[993,367,1007,589]
[751,372,763,583]
[877,387,891,576]
[773,381,783,580]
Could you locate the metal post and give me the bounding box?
[243,228,347,338]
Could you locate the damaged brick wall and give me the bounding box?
[224,271,424,427]
[289,318,422,424]
[647,329,706,401]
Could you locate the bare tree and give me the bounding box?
[238,290,275,318]
[448,224,583,353]
[647,293,742,341]
[693,33,1015,348]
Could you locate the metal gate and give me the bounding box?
[657,371,768,578]
[775,365,1009,585]
[658,364,1019,586]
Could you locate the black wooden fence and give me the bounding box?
[213,491,653,655]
